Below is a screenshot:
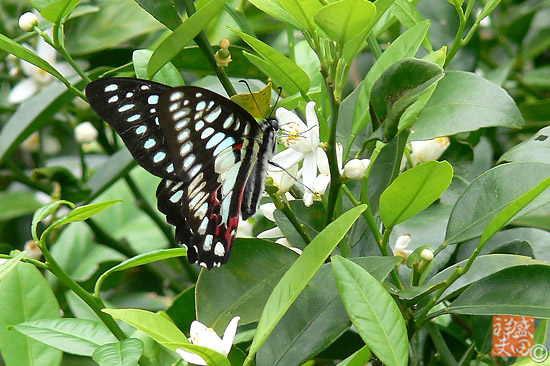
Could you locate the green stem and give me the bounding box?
[342,185,383,244]
[52,23,91,84]
[268,192,311,245]
[444,1,467,67]
[181,0,237,96]
[367,32,383,59]
[0,254,48,270]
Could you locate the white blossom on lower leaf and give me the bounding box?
[393,234,412,261]
[410,137,450,166]
[176,316,240,366]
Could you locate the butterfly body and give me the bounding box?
[85,78,277,269]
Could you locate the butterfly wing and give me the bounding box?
[158,87,263,268]
[85,78,177,180]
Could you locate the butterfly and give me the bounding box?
[85,78,278,269]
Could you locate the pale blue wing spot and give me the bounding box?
[108,95,118,103]
[183,154,196,169]
[204,234,213,250]
[213,136,236,156]
[126,92,133,98]
[196,101,207,111]
[195,121,205,131]
[144,139,156,149]
[205,107,222,123]
[136,125,147,135]
[153,151,166,163]
[206,132,226,149]
[170,91,184,101]
[201,127,215,139]
[169,190,183,203]
[180,142,192,155]
[148,95,159,104]
[223,116,234,129]
[105,84,118,92]
[118,104,134,112]
[127,114,140,122]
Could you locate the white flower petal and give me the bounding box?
[317,148,330,176]
[305,101,319,147]
[257,227,284,239]
[259,203,276,222]
[189,320,209,340]
[313,174,331,195]
[276,107,305,128]
[221,316,240,355]
[270,149,304,170]
[395,234,411,250]
[303,190,314,207]
[336,143,344,172]
[8,78,39,104]
[196,328,226,355]
[302,151,317,189]
[176,348,207,366]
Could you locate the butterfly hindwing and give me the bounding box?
[85,78,177,180]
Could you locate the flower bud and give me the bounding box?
[75,122,98,144]
[421,248,434,261]
[410,137,450,165]
[24,240,42,260]
[394,234,412,260]
[343,159,370,180]
[215,39,232,68]
[21,132,40,152]
[19,12,38,32]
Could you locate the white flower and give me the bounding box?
[259,203,277,222]
[21,132,41,152]
[236,218,253,238]
[8,29,78,104]
[74,122,98,143]
[312,143,344,198]
[276,238,302,255]
[393,234,412,261]
[257,227,284,239]
[421,248,434,261]
[267,164,299,195]
[176,316,240,366]
[343,159,370,180]
[271,101,319,206]
[19,12,38,32]
[410,137,450,166]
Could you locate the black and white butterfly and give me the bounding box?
[85,78,278,269]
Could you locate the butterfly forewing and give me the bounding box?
[85,78,177,180]
[86,78,277,269]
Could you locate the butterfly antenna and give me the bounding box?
[268,161,317,195]
[239,80,265,118]
[268,87,283,120]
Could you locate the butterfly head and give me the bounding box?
[262,117,279,133]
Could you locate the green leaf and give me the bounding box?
[380,161,453,230]
[31,200,74,242]
[243,52,301,96]
[390,0,432,51]
[332,256,408,366]
[65,0,163,55]
[41,0,81,23]
[85,149,135,203]
[133,0,182,30]
[499,125,550,164]
[196,239,298,332]
[314,0,376,44]
[248,205,366,358]
[0,192,43,221]
[351,20,430,136]
[445,162,550,244]
[0,33,64,81]
[426,254,539,302]
[277,0,322,31]
[336,345,371,366]
[47,200,120,234]
[95,248,187,294]
[445,265,550,318]
[0,251,26,282]
[234,29,310,96]
[92,338,144,366]
[147,0,225,78]
[369,58,444,142]
[230,82,272,118]
[247,0,303,30]
[133,49,184,87]
[411,71,524,140]
[0,263,62,366]
[103,309,230,366]
[12,318,117,357]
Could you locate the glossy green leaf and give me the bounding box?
[197,239,298,332]
[278,0,322,31]
[0,263,62,366]
[257,256,398,366]
[247,0,303,30]
[0,192,43,221]
[427,254,539,302]
[31,200,74,242]
[332,256,408,366]
[248,205,366,358]
[47,200,120,235]
[390,0,432,51]
[446,265,550,318]
[499,125,550,164]
[411,71,524,140]
[84,149,135,203]
[351,20,430,136]
[103,309,230,366]
[230,82,272,118]
[336,345,371,366]
[147,0,225,78]
[12,318,117,356]
[41,0,81,23]
[314,0,376,43]
[380,161,453,230]
[92,338,144,366]
[445,162,550,244]
[234,29,310,96]
[65,0,164,55]
[133,0,182,30]
[133,49,184,87]
[0,251,26,282]
[0,80,84,164]
[243,52,301,96]
[95,248,187,294]
[369,58,444,142]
